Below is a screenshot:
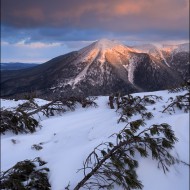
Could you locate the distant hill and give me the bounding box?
[0,63,39,70]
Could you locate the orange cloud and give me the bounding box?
[1,0,189,33]
[113,3,141,16]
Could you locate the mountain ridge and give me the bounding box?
[1,39,189,98]
[0,62,39,70]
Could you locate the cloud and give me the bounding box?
[1,0,189,62]
[2,0,188,32]
[1,40,70,63]
[14,40,63,49]
[1,39,93,63]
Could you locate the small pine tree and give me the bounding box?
[73,120,178,190]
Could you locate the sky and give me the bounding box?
[1,0,189,63]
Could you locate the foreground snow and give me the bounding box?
[1,90,189,190]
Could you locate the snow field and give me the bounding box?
[1,90,189,190]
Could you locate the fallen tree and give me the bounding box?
[73,120,178,190]
[1,97,97,135]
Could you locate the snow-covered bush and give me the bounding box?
[1,96,97,135]
[0,109,39,135]
[0,157,51,190]
[109,94,162,122]
[162,92,190,114]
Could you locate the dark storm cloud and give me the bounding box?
[1,0,189,42]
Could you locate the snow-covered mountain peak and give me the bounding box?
[78,39,136,58]
[77,39,131,65]
[93,39,121,50]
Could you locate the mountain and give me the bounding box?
[1,39,188,98]
[0,62,39,70]
[132,43,189,80]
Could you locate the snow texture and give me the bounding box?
[128,55,138,84]
[1,91,189,189]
